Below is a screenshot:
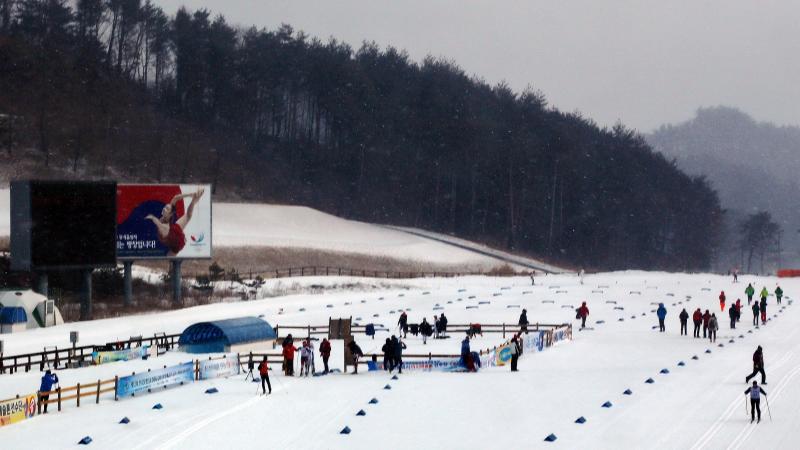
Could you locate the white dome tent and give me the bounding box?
[0,289,64,333]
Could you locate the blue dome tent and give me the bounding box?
[178,317,276,353]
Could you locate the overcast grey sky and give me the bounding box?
[158,0,800,132]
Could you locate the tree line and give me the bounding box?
[0,1,723,270]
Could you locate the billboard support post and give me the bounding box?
[35,272,48,297]
[80,269,92,321]
[171,260,182,304]
[123,261,133,307]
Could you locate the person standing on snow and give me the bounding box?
[745,346,767,385]
[752,302,760,327]
[657,303,667,332]
[735,299,742,322]
[775,285,783,305]
[282,334,298,376]
[708,313,718,343]
[760,286,769,304]
[319,338,332,374]
[702,309,711,338]
[347,339,364,374]
[509,335,521,372]
[433,315,440,340]
[299,340,312,377]
[381,338,394,371]
[419,318,433,344]
[392,335,406,374]
[398,311,409,338]
[745,283,755,304]
[519,309,529,334]
[760,296,768,325]
[745,381,767,423]
[439,313,448,338]
[258,357,271,395]
[692,308,702,338]
[577,302,590,328]
[679,308,689,336]
[38,370,59,414]
[729,304,738,329]
[719,291,726,312]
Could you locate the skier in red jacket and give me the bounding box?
[319,338,332,374]
[692,308,702,338]
[719,291,726,312]
[577,302,589,328]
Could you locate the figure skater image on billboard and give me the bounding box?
[144,188,205,256]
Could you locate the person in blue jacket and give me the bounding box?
[39,370,59,413]
[657,303,667,332]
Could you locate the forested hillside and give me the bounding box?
[0,0,721,270]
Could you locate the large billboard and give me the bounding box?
[11,181,117,270]
[116,184,212,259]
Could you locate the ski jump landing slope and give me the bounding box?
[1,271,798,449]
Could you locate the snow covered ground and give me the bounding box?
[0,188,558,271]
[1,271,797,449]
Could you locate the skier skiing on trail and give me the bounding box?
[729,304,737,329]
[577,302,590,328]
[702,310,711,338]
[745,381,767,423]
[708,313,718,343]
[692,308,702,338]
[719,291,726,312]
[519,309,529,334]
[775,286,783,305]
[258,357,271,395]
[745,283,755,304]
[760,296,767,325]
[759,287,769,304]
[679,308,689,336]
[745,346,766,385]
[657,303,667,332]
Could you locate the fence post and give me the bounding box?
[76,383,81,408]
[114,376,118,401]
[96,379,101,404]
[307,325,311,339]
[57,387,61,411]
[326,267,329,276]
[37,392,41,414]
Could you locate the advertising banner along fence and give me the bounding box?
[116,362,194,398]
[0,394,37,427]
[92,345,150,365]
[198,355,241,380]
[117,184,212,259]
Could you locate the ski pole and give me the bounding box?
[765,395,772,421]
[745,396,748,417]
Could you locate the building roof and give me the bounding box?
[178,317,275,347]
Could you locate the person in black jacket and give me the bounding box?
[729,304,737,329]
[519,309,529,334]
[391,335,406,374]
[419,318,433,344]
[745,346,766,384]
[397,311,409,338]
[439,313,448,338]
[745,381,767,423]
[348,340,364,374]
[381,338,394,371]
[679,308,689,336]
[510,335,521,372]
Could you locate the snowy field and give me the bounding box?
[1,271,797,449]
[0,189,553,270]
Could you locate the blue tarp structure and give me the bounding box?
[0,306,27,324]
[179,317,276,353]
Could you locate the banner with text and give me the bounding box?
[199,355,241,380]
[116,362,194,398]
[92,345,150,365]
[0,394,37,427]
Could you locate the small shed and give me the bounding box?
[179,317,276,353]
[0,307,28,334]
[0,290,64,332]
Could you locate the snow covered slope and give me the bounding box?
[1,271,796,449]
[0,189,560,271]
